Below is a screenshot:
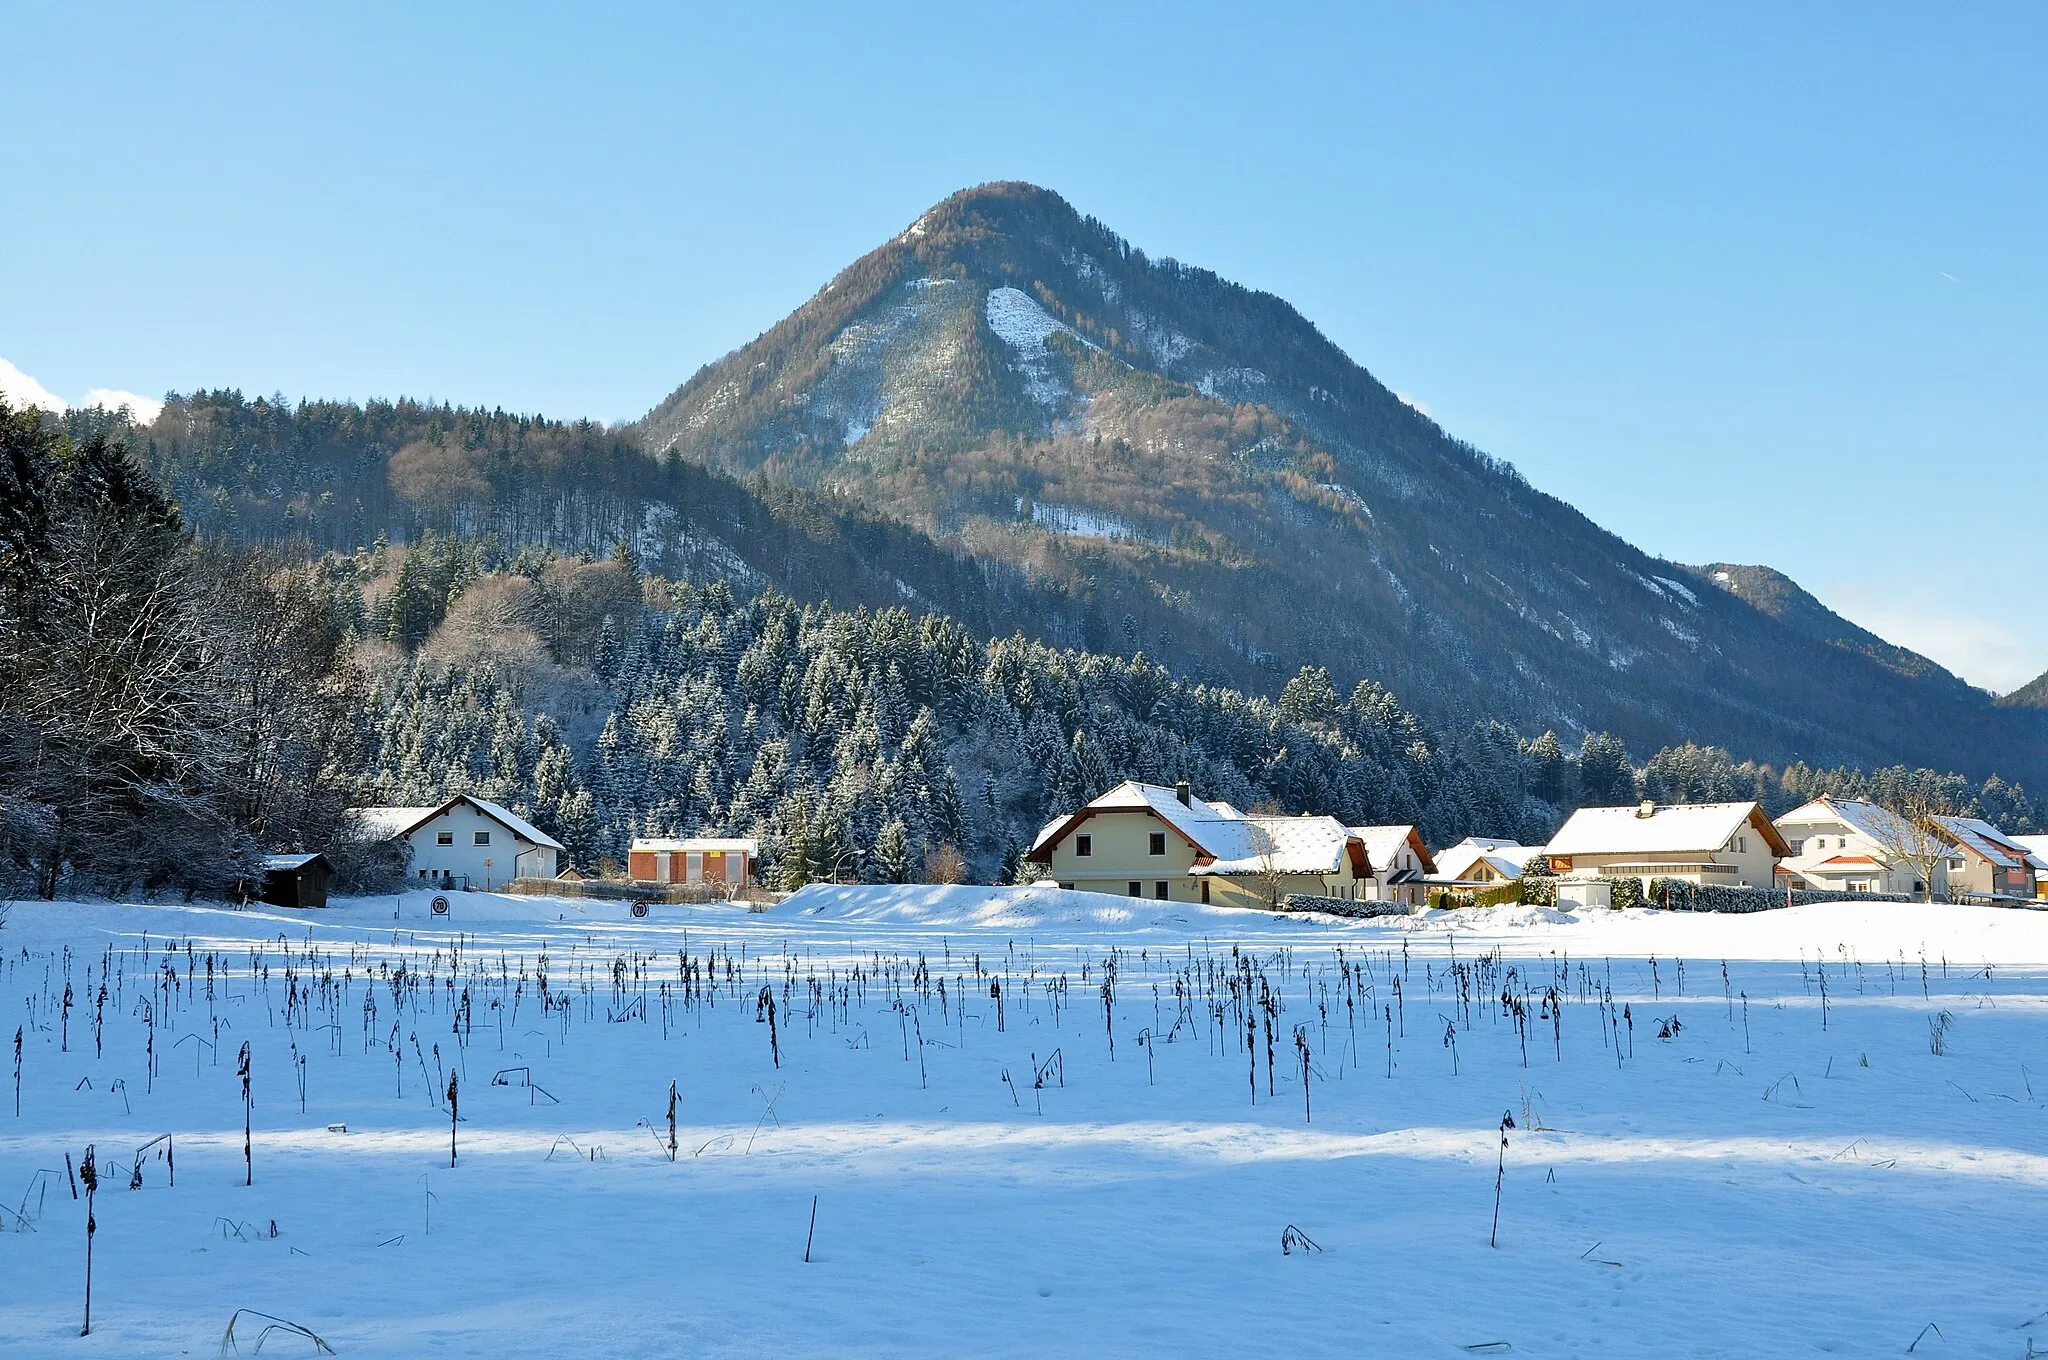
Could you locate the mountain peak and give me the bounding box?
[627,190,2042,786]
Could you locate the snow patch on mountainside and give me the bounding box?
[810,278,972,447]
[1027,499,1151,544]
[986,287,1093,407]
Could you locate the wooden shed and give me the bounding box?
[258,853,333,909]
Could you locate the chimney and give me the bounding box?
[1175,780,1191,807]
[1636,800,1656,819]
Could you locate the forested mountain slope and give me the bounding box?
[635,182,2044,786]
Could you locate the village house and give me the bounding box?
[1774,797,1943,897]
[1026,781,1375,908]
[1351,824,1437,905]
[1430,836,1533,888]
[1545,800,1788,893]
[1935,817,2042,900]
[2015,836,2048,899]
[354,795,564,889]
[628,837,758,888]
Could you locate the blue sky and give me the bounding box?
[4,4,2042,690]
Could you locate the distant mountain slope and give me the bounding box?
[1691,563,1968,689]
[1999,670,2048,710]
[635,182,2043,784]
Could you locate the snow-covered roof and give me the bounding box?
[1349,825,1434,877]
[2013,835,2048,877]
[1777,797,1916,846]
[467,798,564,850]
[1027,781,1244,860]
[351,796,563,851]
[1189,815,1356,877]
[1937,817,2032,870]
[632,838,759,854]
[261,853,326,871]
[1026,782,1363,878]
[1432,838,1532,882]
[1546,802,1787,858]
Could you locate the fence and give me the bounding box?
[507,877,778,908]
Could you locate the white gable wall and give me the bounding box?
[404,801,557,887]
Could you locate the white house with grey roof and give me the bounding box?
[1775,797,1944,898]
[352,795,564,889]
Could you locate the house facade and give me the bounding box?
[1936,817,2041,899]
[1026,781,1374,908]
[1431,837,1532,887]
[354,795,563,888]
[2015,836,2048,899]
[1774,797,1943,897]
[628,838,758,887]
[1545,800,1787,890]
[1352,825,1438,905]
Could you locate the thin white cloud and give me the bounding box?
[0,357,69,415]
[80,387,165,425]
[1394,390,1432,418]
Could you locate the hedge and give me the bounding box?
[1647,879,1915,913]
[1279,893,1415,919]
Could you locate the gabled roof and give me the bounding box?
[1432,838,1533,882]
[1190,814,1358,877]
[1350,825,1437,876]
[1937,816,2033,870]
[1546,801,1791,858]
[1025,781,1365,878]
[632,837,759,853]
[350,795,564,851]
[1027,780,1242,861]
[1812,854,1884,869]
[261,853,329,871]
[1777,796,1916,847]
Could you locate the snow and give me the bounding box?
[984,287,1094,408]
[7,890,2048,1357]
[1547,801,1765,857]
[1026,500,1147,543]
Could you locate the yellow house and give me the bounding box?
[1545,800,1788,891]
[1026,781,1373,909]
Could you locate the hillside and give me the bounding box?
[1999,669,2048,709]
[634,182,2043,785]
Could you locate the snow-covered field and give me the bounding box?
[4,886,2046,1357]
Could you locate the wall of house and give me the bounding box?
[1562,833,1778,890]
[629,849,748,885]
[404,802,556,887]
[1776,813,1943,897]
[1043,810,1201,899]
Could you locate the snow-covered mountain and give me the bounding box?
[634,182,2042,783]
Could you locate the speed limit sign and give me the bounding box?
[431,896,450,916]
[630,901,651,919]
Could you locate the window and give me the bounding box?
[1058,882,1074,891]
[1127,881,1141,897]
[1200,880,1210,904]
[437,831,453,846]
[1789,839,1805,857]
[1738,836,1747,853]
[418,869,427,878]
[1149,832,1166,856]
[1075,834,1092,857]
[1154,881,1168,900]
[474,831,491,846]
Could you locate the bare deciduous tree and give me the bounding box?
[1868,789,1961,903]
